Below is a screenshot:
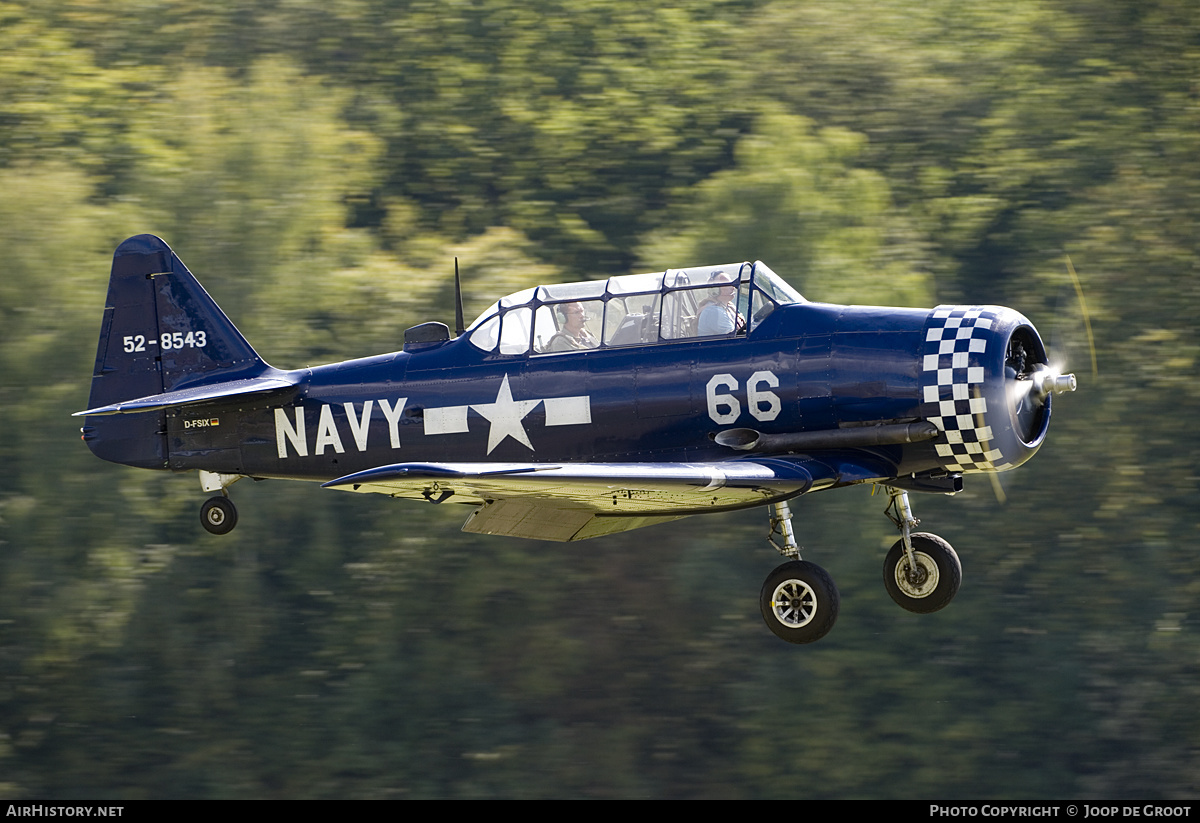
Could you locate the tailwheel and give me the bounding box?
[200,495,238,535]
[883,532,960,613]
[759,561,840,644]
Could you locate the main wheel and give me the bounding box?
[759,560,840,644]
[200,496,238,535]
[883,532,961,614]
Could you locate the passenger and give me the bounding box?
[697,272,745,336]
[547,302,599,351]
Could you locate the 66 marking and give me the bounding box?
[123,331,207,353]
[706,370,782,425]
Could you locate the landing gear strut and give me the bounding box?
[881,486,961,613]
[754,489,965,643]
[759,500,840,644]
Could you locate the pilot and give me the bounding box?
[547,302,599,352]
[697,272,745,336]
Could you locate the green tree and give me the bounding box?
[640,107,933,307]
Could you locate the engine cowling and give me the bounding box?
[919,306,1076,474]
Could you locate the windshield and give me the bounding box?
[751,262,805,305]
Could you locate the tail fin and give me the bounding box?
[89,234,266,398]
[81,235,275,468]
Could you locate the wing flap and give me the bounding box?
[461,500,684,542]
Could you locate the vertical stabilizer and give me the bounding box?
[83,235,269,468]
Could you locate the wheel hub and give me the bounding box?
[895,551,939,598]
[771,579,817,628]
[904,563,929,587]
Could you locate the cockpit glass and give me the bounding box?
[604,292,660,346]
[466,302,499,330]
[468,313,500,351]
[465,261,803,355]
[534,300,604,353]
[752,262,805,304]
[499,306,533,354]
[537,282,607,302]
[499,287,537,309]
[661,271,744,340]
[605,271,664,295]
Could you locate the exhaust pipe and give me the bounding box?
[715,421,940,453]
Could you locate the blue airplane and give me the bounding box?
[77,235,1077,643]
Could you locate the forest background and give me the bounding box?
[1,0,1198,799]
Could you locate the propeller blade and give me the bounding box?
[1065,254,1098,378]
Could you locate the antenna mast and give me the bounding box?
[454,257,465,336]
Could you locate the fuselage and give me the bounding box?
[161,299,1050,488]
[81,240,1060,495]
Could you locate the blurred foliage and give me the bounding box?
[639,106,934,306]
[1,0,1199,799]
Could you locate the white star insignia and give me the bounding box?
[471,374,542,454]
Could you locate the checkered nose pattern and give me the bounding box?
[919,306,1020,474]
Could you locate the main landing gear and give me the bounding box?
[198,471,242,535]
[759,501,840,644]
[758,487,961,644]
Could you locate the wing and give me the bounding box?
[321,454,895,542]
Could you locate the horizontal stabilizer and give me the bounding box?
[75,372,298,416]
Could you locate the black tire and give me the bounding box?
[200,496,238,535]
[883,532,961,614]
[759,560,840,644]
